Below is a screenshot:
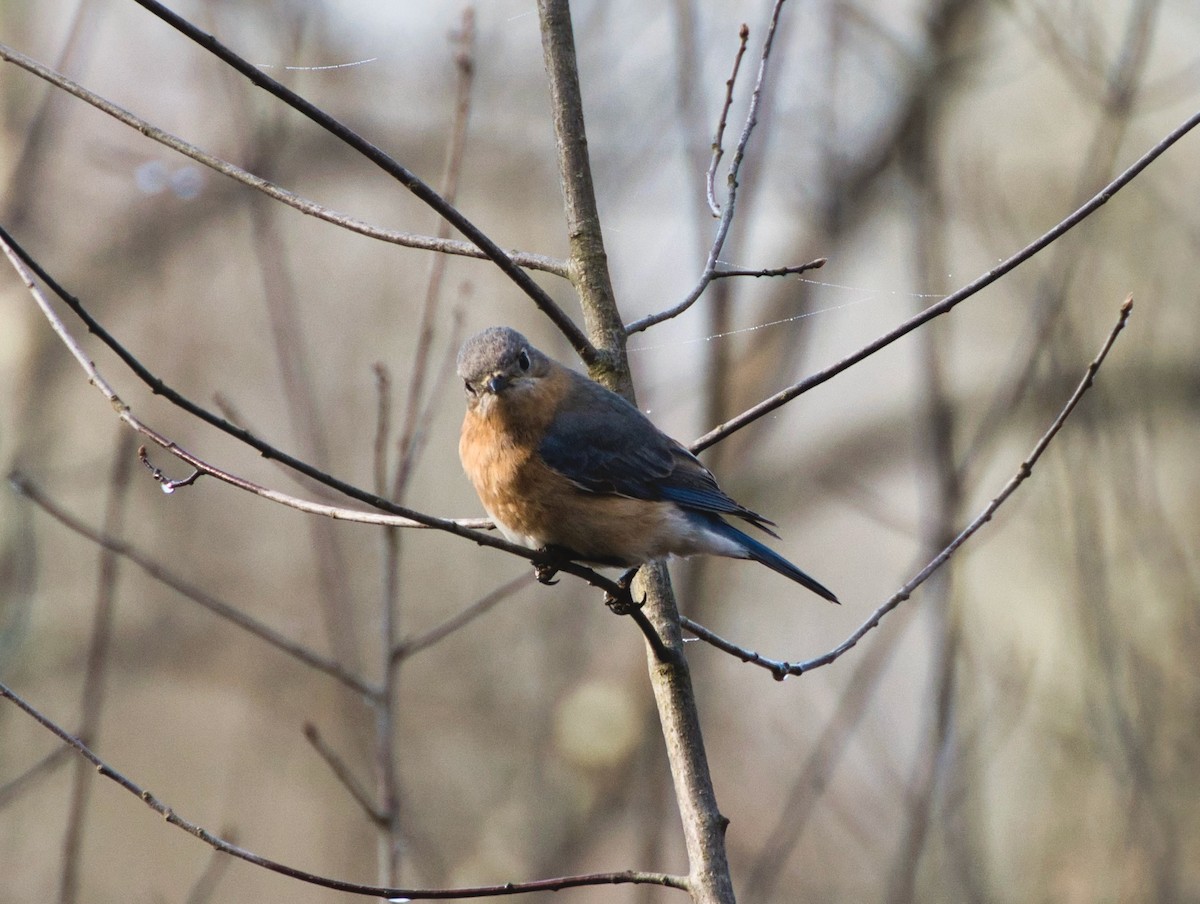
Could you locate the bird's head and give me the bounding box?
[457,327,552,413]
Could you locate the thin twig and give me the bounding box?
[393,572,535,662]
[383,29,476,861]
[710,258,827,280]
[152,442,489,527]
[138,446,202,492]
[626,0,789,335]
[690,100,1200,452]
[682,296,1133,678]
[0,42,569,278]
[126,0,595,361]
[303,723,386,826]
[9,473,377,698]
[0,680,690,900]
[402,308,467,498]
[395,9,476,502]
[371,364,393,498]
[707,23,750,217]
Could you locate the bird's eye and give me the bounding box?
[517,349,531,372]
[464,379,477,396]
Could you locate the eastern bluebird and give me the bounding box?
[457,327,838,603]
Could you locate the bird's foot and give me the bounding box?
[533,562,560,585]
[532,546,568,585]
[604,567,643,614]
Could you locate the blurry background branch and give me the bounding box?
[0,41,571,277]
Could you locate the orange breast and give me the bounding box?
[460,411,543,537]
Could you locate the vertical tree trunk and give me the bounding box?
[537,2,736,900]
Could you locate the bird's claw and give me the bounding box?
[532,546,569,585]
[533,562,560,585]
[604,592,643,615]
[604,567,644,614]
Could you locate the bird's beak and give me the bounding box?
[485,373,509,394]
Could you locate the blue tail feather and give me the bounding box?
[717,520,839,603]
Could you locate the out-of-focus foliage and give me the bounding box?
[1,1,1197,902]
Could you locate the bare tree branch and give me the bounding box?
[136,445,489,528]
[710,258,827,280]
[0,681,690,900]
[682,296,1134,678]
[625,0,789,335]
[128,0,595,360]
[303,723,386,826]
[9,473,377,698]
[689,102,1200,453]
[537,0,627,380]
[706,23,750,217]
[0,42,569,278]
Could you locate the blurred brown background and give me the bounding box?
[1,1,1198,901]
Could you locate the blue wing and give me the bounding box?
[537,373,778,536]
